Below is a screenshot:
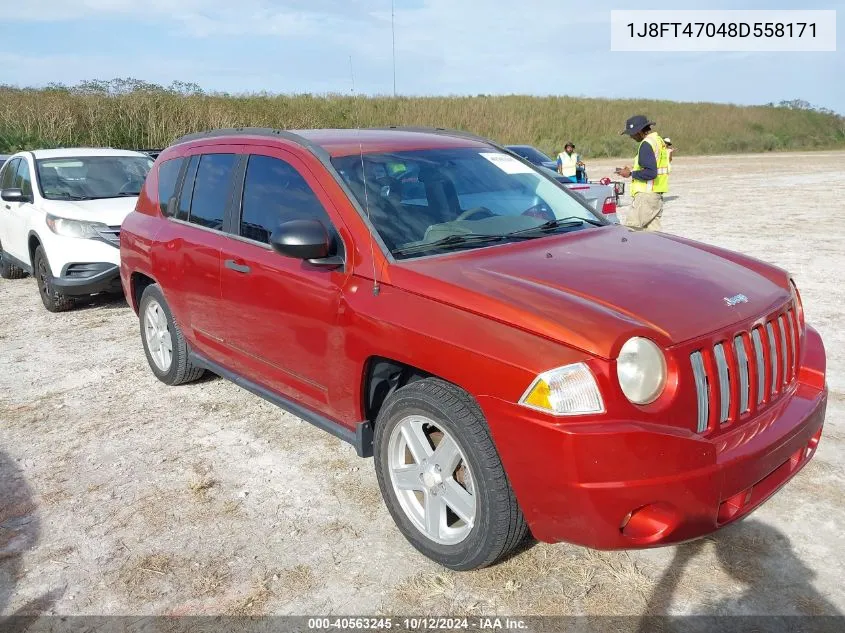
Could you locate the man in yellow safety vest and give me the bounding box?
[615,115,670,232]
[556,142,583,182]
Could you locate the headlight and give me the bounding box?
[519,362,604,416]
[46,214,107,239]
[617,337,667,405]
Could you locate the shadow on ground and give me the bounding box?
[0,448,63,620]
[637,519,841,631]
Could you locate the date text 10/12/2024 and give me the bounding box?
[307,618,528,630]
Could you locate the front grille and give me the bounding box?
[691,304,801,434]
[96,226,121,247]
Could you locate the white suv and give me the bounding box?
[0,148,153,311]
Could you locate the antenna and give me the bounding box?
[391,0,397,97]
[350,56,381,297]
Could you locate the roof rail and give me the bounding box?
[170,127,335,159]
[172,127,302,145]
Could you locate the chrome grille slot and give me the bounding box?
[751,328,765,405]
[734,335,750,414]
[766,322,778,395]
[714,343,730,424]
[778,316,788,388]
[690,351,708,433]
[786,310,797,379]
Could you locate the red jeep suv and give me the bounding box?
[120,127,827,570]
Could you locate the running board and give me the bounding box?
[188,351,374,458]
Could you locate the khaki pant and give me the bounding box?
[624,192,664,231]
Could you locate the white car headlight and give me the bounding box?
[519,362,604,416]
[46,214,107,239]
[617,337,667,405]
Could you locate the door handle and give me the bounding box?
[3,205,9,210]
[224,259,251,274]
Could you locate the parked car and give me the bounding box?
[504,144,558,171]
[0,148,154,311]
[121,127,826,571]
[536,166,619,223]
[506,144,625,204]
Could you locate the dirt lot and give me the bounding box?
[2,150,844,619]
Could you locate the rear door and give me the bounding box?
[217,148,351,418]
[152,146,243,361]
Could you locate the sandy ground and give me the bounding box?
[1,150,844,620]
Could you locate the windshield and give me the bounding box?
[332,147,604,259]
[508,146,553,164]
[36,156,154,201]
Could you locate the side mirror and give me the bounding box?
[269,219,343,268]
[1,188,31,203]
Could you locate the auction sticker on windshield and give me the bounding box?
[479,152,535,174]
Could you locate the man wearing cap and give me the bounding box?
[556,142,584,183]
[664,138,674,172]
[616,115,671,231]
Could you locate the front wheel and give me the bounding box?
[33,246,74,312]
[374,378,528,570]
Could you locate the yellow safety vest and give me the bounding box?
[557,151,579,178]
[631,132,670,195]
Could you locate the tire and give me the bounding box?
[374,378,528,571]
[33,245,74,312]
[138,283,205,386]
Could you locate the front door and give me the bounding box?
[8,158,36,265]
[218,149,350,419]
[0,158,28,264]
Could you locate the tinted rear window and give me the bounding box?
[177,156,200,221]
[188,154,236,230]
[157,158,184,216]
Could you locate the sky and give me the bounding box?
[1,0,842,112]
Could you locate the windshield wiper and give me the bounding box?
[504,215,603,238]
[50,193,91,201]
[393,233,511,256]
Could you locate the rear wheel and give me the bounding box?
[139,283,204,386]
[0,242,27,280]
[374,378,528,570]
[33,246,74,312]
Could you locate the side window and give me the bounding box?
[0,159,20,189]
[188,154,236,230]
[15,160,32,197]
[176,156,199,222]
[239,155,339,248]
[157,157,184,216]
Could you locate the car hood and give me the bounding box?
[391,226,791,359]
[39,197,138,226]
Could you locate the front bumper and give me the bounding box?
[54,262,122,296]
[479,325,827,549]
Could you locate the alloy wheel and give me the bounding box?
[144,299,174,372]
[387,415,477,545]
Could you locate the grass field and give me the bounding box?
[1,80,844,157]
